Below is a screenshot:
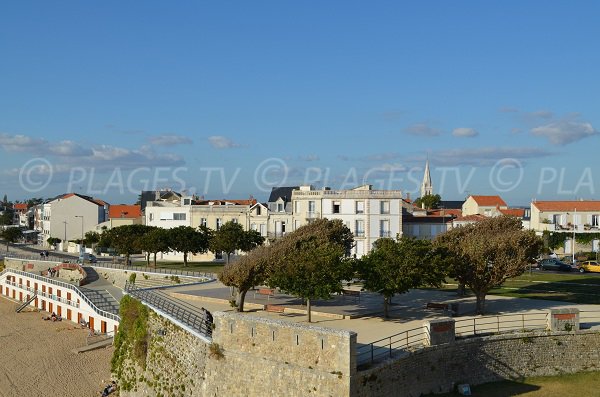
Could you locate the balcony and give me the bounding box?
[306,211,320,219]
[379,231,391,238]
[267,232,287,239]
[355,231,365,238]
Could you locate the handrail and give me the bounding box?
[91,261,216,280]
[0,268,120,322]
[356,326,426,367]
[125,281,212,338]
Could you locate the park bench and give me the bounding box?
[265,304,285,313]
[341,289,361,302]
[254,288,276,300]
[426,302,449,311]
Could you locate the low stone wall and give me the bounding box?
[94,267,202,289]
[117,309,356,397]
[355,330,600,396]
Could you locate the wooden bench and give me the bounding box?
[426,302,449,311]
[265,304,284,313]
[341,289,360,302]
[254,288,275,300]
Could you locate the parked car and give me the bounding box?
[538,258,572,272]
[578,261,600,273]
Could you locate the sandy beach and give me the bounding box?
[0,297,114,397]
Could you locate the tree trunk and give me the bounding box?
[146,252,150,266]
[226,252,230,264]
[125,254,130,266]
[183,252,188,267]
[457,283,466,296]
[237,289,248,312]
[475,292,486,315]
[153,252,157,268]
[383,296,390,318]
[307,298,312,323]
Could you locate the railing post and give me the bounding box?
[473,318,476,335]
[389,336,392,357]
[497,316,500,333]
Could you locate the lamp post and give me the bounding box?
[62,221,67,252]
[573,208,577,266]
[75,215,84,255]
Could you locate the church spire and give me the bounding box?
[420,158,433,198]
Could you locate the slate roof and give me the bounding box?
[268,186,299,204]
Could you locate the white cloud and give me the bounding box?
[0,133,46,151]
[531,120,598,145]
[405,123,441,137]
[48,140,94,156]
[298,154,320,162]
[148,134,193,146]
[427,146,553,166]
[208,135,243,149]
[452,128,479,138]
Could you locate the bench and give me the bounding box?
[341,289,360,302]
[254,288,275,300]
[426,302,448,311]
[265,304,285,313]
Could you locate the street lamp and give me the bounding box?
[62,221,67,252]
[75,215,84,255]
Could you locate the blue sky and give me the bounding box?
[1,1,599,205]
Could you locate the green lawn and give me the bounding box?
[433,371,600,396]
[440,271,600,305]
[129,260,224,274]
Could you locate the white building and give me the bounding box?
[291,185,406,257]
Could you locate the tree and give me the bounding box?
[98,224,150,265]
[359,237,447,318]
[139,227,170,267]
[209,221,265,263]
[434,216,543,315]
[268,219,354,322]
[0,209,14,226]
[414,194,441,210]
[46,237,62,249]
[84,231,101,252]
[1,227,23,251]
[168,226,212,266]
[219,245,272,312]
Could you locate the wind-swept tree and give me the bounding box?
[139,227,170,267]
[98,224,149,266]
[209,221,265,263]
[359,237,447,318]
[46,237,62,249]
[84,231,100,252]
[434,216,543,315]
[268,219,354,322]
[219,245,272,312]
[1,227,22,251]
[168,226,212,266]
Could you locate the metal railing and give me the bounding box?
[91,262,216,280]
[0,268,120,322]
[125,281,212,338]
[356,326,427,367]
[454,311,548,338]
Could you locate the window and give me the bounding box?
[183,198,191,205]
[380,201,390,214]
[232,218,238,224]
[173,213,186,221]
[308,201,315,213]
[593,215,599,227]
[355,220,365,237]
[277,203,284,212]
[294,201,300,213]
[251,223,257,231]
[216,218,222,230]
[149,213,154,221]
[380,220,390,237]
[332,201,341,214]
[355,201,364,214]
[259,224,266,236]
[256,206,261,216]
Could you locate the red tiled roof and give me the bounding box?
[469,195,507,207]
[532,201,600,212]
[193,199,257,206]
[109,204,142,219]
[13,203,28,210]
[499,208,525,217]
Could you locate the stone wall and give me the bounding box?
[94,267,201,289]
[118,309,356,397]
[355,330,600,397]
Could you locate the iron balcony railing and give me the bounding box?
[454,311,548,338]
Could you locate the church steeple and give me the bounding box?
[420,159,433,198]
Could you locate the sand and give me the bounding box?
[0,297,114,397]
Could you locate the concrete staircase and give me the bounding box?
[79,287,120,316]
